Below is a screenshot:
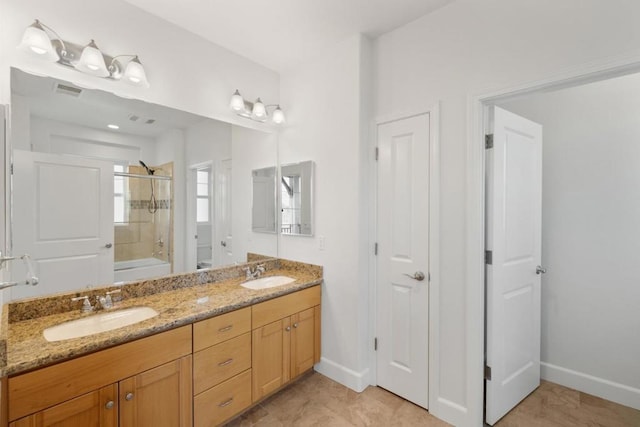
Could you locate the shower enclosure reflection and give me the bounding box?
[113,162,173,282]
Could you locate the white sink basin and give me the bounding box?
[241,275,295,290]
[43,306,159,342]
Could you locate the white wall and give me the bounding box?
[498,73,640,409]
[278,34,373,391]
[374,0,640,424]
[231,126,278,263]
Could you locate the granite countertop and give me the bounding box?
[1,259,322,377]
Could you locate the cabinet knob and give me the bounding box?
[105,400,115,410]
[285,326,291,331]
[293,323,299,328]
[125,392,134,401]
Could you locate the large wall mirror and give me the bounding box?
[6,68,278,301]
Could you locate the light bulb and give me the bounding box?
[229,89,245,112]
[17,20,59,62]
[251,98,267,121]
[123,56,150,88]
[272,105,285,124]
[76,40,109,77]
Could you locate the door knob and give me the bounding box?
[536,265,547,275]
[105,400,115,409]
[404,271,425,281]
[125,392,134,401]
[221,241,227,247]
[104,243,113,249]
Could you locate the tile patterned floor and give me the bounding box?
[495,380,640,427]
[224,373,640,426]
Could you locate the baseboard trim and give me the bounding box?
[541,362,640,410]
[314,357,370,392]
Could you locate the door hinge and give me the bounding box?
[375,147,379,161]
[485,365,492,381]
[485,250,493,265]
[374,242,378,255]
[485,134,494,149]
[10,163,13,175]
[374,337,378,351]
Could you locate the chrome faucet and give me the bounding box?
[95,289,122,310]
[243,264,266,280]
[71,295,94,313]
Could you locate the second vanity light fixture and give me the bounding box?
[18,19,150,88]
[230,89,285,125]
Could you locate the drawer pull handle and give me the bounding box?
[218,358,234,367]
[105,400,115,410]
[218,397,234,408]
[218,325,233,332]
[285,326,291,332]
[293,323,299,328]
[125,392,134,401]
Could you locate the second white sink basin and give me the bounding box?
[43,306,159,342]
[241,275,295,290]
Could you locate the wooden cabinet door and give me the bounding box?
[251,317,290,402]
[119,355,192,427]
[10,384,117,427]
[291,307,316,379]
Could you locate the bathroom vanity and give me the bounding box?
[0,258,322,427]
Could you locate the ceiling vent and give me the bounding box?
[54,83,82,98]
[128,114,155,125]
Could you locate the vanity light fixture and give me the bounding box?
[107,124,120,130]
[17,19,150,88]
[229,89,285,125]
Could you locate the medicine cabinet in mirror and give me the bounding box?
[6,68,278,301]
[280,160,314,236]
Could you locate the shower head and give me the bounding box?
[139,160,155,175]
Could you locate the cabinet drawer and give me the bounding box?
[252,286,321,329]
[194,307,251,351]
[194,369,252,427]
[193,332,251,394]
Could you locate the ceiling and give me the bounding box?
[122,0,455,72]
[12,69,208,138]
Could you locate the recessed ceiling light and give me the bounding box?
[107,124,120,130]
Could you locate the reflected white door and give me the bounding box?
[376,114,430,408]
[485,106,542,425]
[11,150,113,299]
[217,159,233,266]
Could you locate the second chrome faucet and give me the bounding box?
[243,264,266,280]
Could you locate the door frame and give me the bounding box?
[186,160,214,270]
[467,56,640,424]
[368,103,441,409]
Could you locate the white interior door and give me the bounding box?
[376,114,430,408]
[216,159,233,266]
[485,106,543,425]
[11,150,113,299]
